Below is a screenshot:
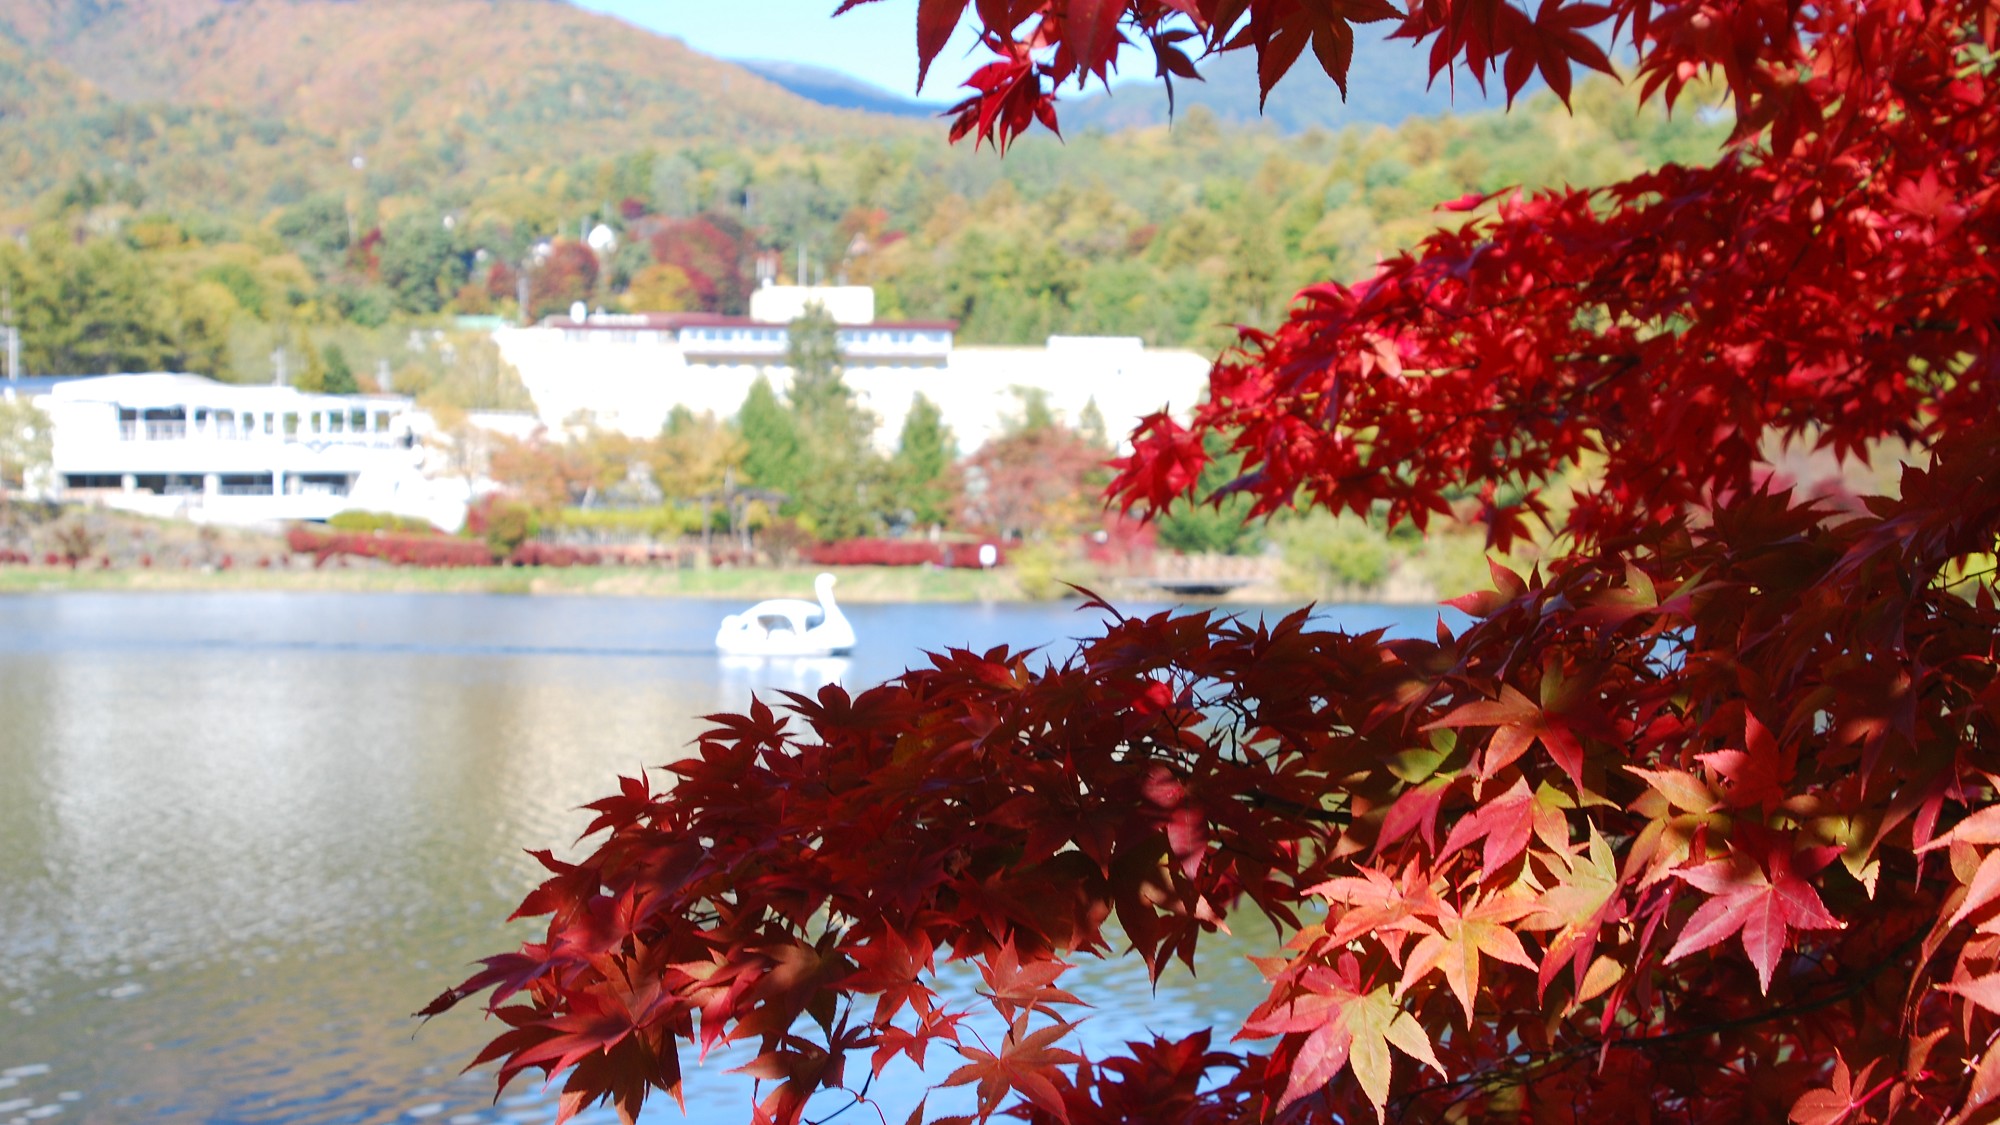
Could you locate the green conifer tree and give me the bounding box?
[781,304,884,539]
[785,303,849,419]
[891,392,959,528]
[322,344,360,395]
[1078,396,1109,450]
[737,374,801,499]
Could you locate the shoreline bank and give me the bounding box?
[0,563,1371,604]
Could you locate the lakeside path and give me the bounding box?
[0,564,1313,604]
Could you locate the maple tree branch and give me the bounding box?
[1937,562,1998,591]
[1237,788,1352,826]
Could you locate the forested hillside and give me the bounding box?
[0,0,916,210]
[0,0,1729,387]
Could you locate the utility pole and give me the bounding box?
[1,281,17,380]
[271,347,289,388]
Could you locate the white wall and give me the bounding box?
[493,329,1215,455]
[748,285,876,325]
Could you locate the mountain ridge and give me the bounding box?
[0,0,927,211]
[1061,24,1523,135]
[735,58,946,120]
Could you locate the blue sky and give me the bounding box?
[568,1,1124,101]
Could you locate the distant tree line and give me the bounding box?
[0,77,1727,388]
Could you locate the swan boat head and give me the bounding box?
[714,572,856,656]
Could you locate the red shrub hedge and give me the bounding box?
[506,542,605,568]
[288,526,494,569]
[287,526,613,570]
[804,539,1004,569]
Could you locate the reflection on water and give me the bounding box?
[0,593,1459,1124]
[715,655,851,697]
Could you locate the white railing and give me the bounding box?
[116,417,405,446]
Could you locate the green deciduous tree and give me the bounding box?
[378,211,467,314]
[1153,432,1264,556]
[3,232,178,374]
[0,397,52,495]
[397,333,533,412]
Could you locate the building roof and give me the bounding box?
[40,373,412,411]
[2,375,103,398]
[537,313,960,333]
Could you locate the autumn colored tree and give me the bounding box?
[435,3,2000,1125]
[649,405,745,506]
[487,429,630,513]
[960,389,1110,540]
[649,214,753,315]
[623,262,696,312]
[528,240,600,319]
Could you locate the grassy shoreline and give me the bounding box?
[0,563,1321,603]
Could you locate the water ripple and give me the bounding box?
[0,593,1456,1124]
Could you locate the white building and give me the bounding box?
[34,374,470,530]
[492,286,1213,454]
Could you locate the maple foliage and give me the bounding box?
[432,1,2000,1123]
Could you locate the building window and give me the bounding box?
[217,474,274,496]
[64,474,123,490]
[295,473,352,497]
[142,407,187,441]
[131,473,202,495]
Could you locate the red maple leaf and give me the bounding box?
[943,1016,1085,1121]
[1666,829,1844,993]
[978,938,1088,1022]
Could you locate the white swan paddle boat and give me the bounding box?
[714,572,857,657]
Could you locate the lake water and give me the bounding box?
[0,592,1460,1125]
